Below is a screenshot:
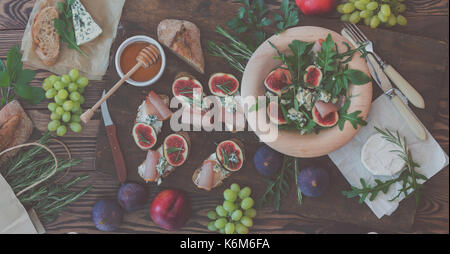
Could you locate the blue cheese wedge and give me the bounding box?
[71,0,103,46]
[361,134,406,176]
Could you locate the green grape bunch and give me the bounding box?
[337,0,408,28]
[43,69,88,136]
[206,183,257,234]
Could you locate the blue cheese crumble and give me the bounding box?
[296,88,314,111]
[287,108,307,127]
[136,101,163,134]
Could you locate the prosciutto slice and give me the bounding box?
[315,100,338,118]
[146,91,173,121]
[141,150,161,182]
[197,160,218,191]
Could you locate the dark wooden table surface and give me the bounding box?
[0,0,448,234]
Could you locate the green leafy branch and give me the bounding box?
[208,0,300,73]
[342,127,427,206]
[0,46,44,107]
[273,0,299,33]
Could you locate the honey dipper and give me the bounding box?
[80,44,160,124]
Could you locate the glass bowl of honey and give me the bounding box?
[115,35,166,87]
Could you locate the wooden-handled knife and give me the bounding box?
[101,90,127,183]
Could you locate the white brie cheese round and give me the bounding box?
[361,134,406,176]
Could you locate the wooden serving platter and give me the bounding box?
[95,0,448,232]
[242,26,373,158]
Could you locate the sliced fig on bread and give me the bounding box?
[216,139,245,171]
[208,73,239,97]
[132,123,157,150]
[192,139,244,191]
[163,132,190,167]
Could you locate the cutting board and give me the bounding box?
[95,0,449,232]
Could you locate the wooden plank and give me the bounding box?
[0,0,448,41]
[0,0,33,30]
[93,6,448,231]
[0,0,448,234]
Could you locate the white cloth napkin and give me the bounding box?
[329,95,449,219]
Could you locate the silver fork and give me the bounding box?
[343,23,425,109]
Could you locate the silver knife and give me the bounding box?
[101,90,128,182]
[341,28,427,140]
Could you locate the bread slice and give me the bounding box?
[32,6,60,66]
[158,19,205,74]
[0,101,33,166]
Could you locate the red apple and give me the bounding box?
[150,189,191,231]
[295,0,335,16]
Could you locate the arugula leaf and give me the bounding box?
[337,100,367,130]
[54,0,87,57]
[316,34,337,75]
[344,69,371,85]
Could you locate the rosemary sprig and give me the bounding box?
[216,81,233,96]
[221,148,230,168]
[257,156,301,211]
[138,132,151,145]
[207,26,253,74]
[342,127,427,205]
[168,147,184,163]
[0,132,91,224]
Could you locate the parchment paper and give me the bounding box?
[21,0,126,80]
[329,95,449,219]
[0,174,37,234]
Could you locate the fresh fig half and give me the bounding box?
[264,67,292,96]
[267,101,287,125]
[312,104,339,127]
[132,123,157,150]
[172,76,204,102]
[216,139,244,172]
[303,65,323,87]
[163,132,190,167]
[208,73,240,97]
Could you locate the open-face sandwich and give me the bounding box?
[172,73,211,129]
[132,90,173,150]
[138,132,190,185]
[193,139,245,191]
[208,73,246,132]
